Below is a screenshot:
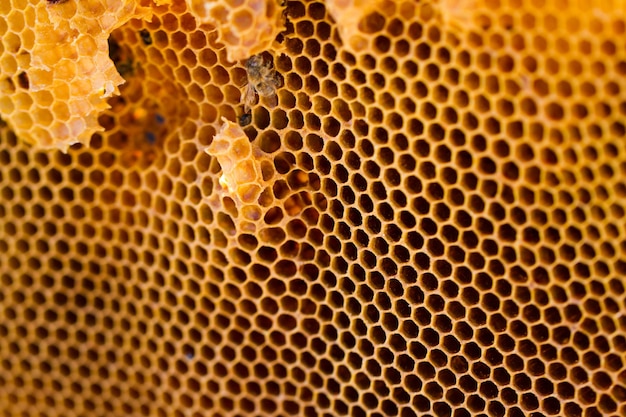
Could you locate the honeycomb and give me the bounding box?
[1,0,626,416]
[0,0,155,150]
[186,0,285,61]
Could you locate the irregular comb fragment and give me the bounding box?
[206,117,265,205]
[324,0,389,53]
[186,0,285,61]
[0,0,151,150]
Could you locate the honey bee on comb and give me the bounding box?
[242,54,281,113]
[139,29,152,46]
[239,112,252,127]
[108,37,135,78]
[46,0,69,4]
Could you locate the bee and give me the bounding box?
[139,29,152,46]
[46,0,69,4]
[242,54,281,113]
[239,112,252,127]
[108,37,135,77]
